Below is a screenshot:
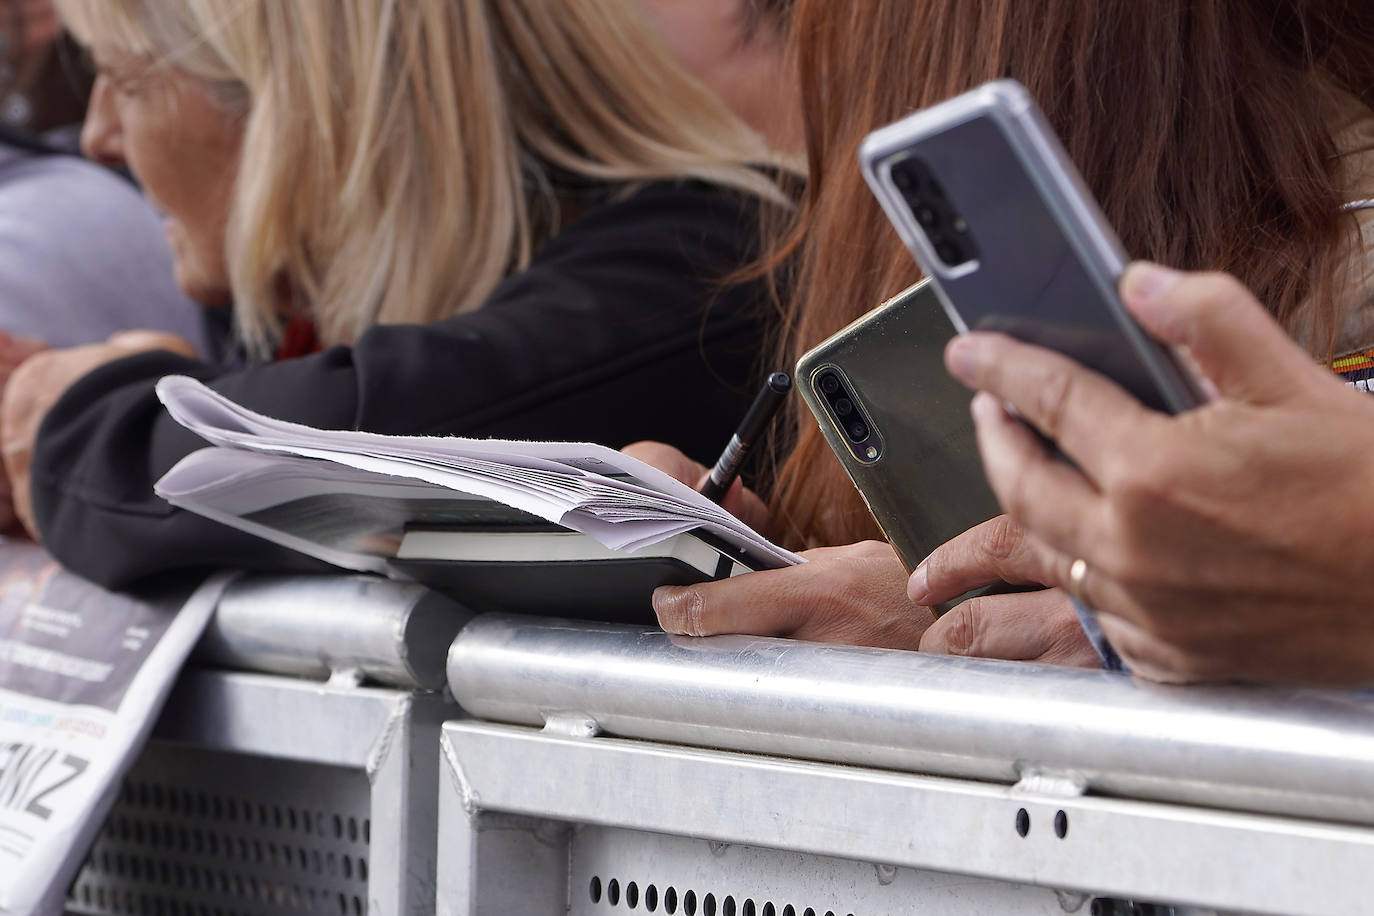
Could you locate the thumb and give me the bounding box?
[1119,263,1314,405]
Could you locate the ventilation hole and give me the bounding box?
[704,893,717,916]
[665,886,679,914]
[609,878,621,906]
[1015,808,1030,837]
[1055,809,1069,839]
[684,890,698,916]
[343,855,353,879]
[783,906,796,916]
[803,909,815,916]
[590,876,603,903]
[359,858,369,882]
[333,814,344,839]
[363,819,371,844]
[352,895,363,916]
[762,904,776,916]
[646,885,659,912]
[742,901,756,916]
[627,881,640,909]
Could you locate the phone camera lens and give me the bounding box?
[892,167,916,191]
[915,206,938,228]
[935,241,962,264]
[834,397,853,416]
[818,373,840,395]
[848,421,868,442]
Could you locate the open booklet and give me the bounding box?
[152,376,801,618]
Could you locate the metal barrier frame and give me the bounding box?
[435,616,1374,916]
[71,668,456,916]
[436,720,1374,915]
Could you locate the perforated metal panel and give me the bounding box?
[67,741,371,916]
[566,825,1080,916]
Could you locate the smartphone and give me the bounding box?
[859,79,1204,415]
[797,280,1001,570]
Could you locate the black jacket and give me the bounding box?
[32,180,778,588]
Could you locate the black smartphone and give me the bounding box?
[797,280,1001,571]
[860,80,1205,415]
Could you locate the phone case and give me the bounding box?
[859,80,1204,415]
[797,281,1001,571]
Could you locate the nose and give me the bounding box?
[80,77,125,169]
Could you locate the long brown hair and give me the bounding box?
[767,0,1374,549]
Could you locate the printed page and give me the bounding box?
[0,540,234,916]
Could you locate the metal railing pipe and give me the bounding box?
[199,574,471,689]
[447,614,1374,825]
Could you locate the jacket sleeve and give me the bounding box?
[30,181,773,589]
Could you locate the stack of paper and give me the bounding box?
[154,376,801,577]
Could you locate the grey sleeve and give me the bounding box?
[0,153,208,353]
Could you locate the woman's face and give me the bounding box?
[81,44,243,306]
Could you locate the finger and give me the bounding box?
[919,588,1101,667]
[1119,263,1316,405]
[654,541,910,642]
[0,358,42,539]
[621,440,708,487]
[946,331,1162,481]
[106,330,198,358]
[708,476,771,532]
[653,565,816,637]
[909,514,1065,604]
[0,332,47,365]
[1095,614,1205,684]
[969,391,1106,559]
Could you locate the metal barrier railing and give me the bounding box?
[438,614,1374,916]
[4,548,1367,916]
[446,614,1374,827]
[201,573,473,689]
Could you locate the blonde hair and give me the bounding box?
[57,0,789,354]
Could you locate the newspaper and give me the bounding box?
[152,375,803,573]
[0,540,232,915]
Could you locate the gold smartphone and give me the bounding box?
[796,279,1001,570]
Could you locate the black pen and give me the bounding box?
[699,371,791,503]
